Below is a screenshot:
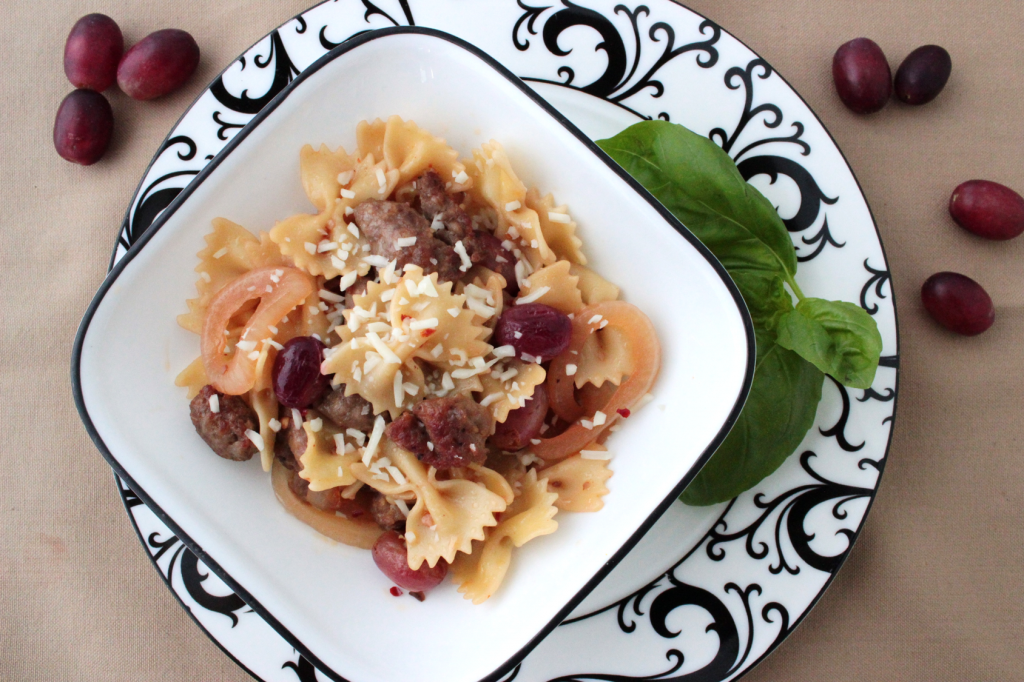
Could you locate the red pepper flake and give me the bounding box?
[422,328,436,337]
[410,591,426,602]
[401,314,412,321]
[616,408,631,418]
[389,586,403,597]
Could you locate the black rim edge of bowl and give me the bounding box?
[659,2,902,678]
[73,25,756,682]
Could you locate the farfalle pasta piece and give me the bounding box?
[324,268,489,417]
[250,343,280,471]
[388,267,491,370]
[356,118,386,161]
[267,210,343,279]
[174,357,208,400]
[299,143,357,212]
[451,464,515,505]
[379,116,470,189]
[179,218,265,334]
[322,339,427,419]
[271,148,399,279]
[459,272,505,336]
[451,468,558,604]
[569,263,620,305]
[477,359,546,423]
[574,325,632,389]
[298,413,362,491]
[542,444,613,512]
[519,260,583,314]
[470,141,557,269]
[383,444,506,570]
[525,188,586,265]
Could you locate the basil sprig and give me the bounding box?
[597,121,881,505]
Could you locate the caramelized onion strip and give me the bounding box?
[271,460,383,549]
[201,267,313,395]
[535,301,660,462]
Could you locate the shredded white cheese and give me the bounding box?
[517,286,551,305]
[362,416,386,465]
[244,429,264,451]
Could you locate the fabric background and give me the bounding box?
[2,1,1022,680]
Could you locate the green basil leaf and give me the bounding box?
[680,342,824,506]
[776,298,883,389]
[596,120,798,283]
[597,120,824,506]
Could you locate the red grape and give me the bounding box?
[894,45,952,105]
[494,303,572,362]
[372,531,447,591]
[64,13,123,92]
[921,272,994,336]
[53,89,113,165]
[833,38,892,114]
[490,383,549,451]
[117,29,200,101]
[272,337,330,408]
[949,180,1024,241]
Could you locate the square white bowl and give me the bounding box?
[73,27,753,682]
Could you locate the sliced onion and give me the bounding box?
[201,267,313,395]
[535,301,660,462]
[271,460,382,550]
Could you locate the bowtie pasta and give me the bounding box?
[178,116,661,603]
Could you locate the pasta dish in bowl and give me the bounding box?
[73,28,753,682]
[178,115,662,603]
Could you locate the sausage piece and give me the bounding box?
[413,396,493,469]
[353,200,461,282]
[286,469,367,517]
[416,169,518,291]
[370,493,407,531]
[189,385,258,461]
[417,168,473,244]
[386,411,432,463]
[316,388,375,432]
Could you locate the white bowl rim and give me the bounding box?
[71,26,756,682]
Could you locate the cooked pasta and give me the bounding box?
[176,117,661,602]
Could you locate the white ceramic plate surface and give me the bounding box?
[84,2,898,681]
[74,28,753,682]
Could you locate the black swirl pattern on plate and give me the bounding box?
[282,654,322,681]
[860,258,892,315]
[515,1,720,120]
[142,529,249,626]
[704,452,872,575]
[551,580,790,682]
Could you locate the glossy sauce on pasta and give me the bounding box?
[177,116,662,602]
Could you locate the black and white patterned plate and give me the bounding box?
[109,1,898,680]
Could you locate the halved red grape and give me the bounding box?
[490,383,549,451]
[117,29,200,101]
[921,272,994,336]
[833,38,892,114]
[64,13,123,92]
[372,531,447,591]
[272,336,329,408]
[894,45,952,105]
[949,180,1024,241]
[494,303,572,362]
[53,89,113,165]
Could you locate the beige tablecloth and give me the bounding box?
[2,0,1022,679]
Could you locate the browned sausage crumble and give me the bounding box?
[189,385,258,461]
